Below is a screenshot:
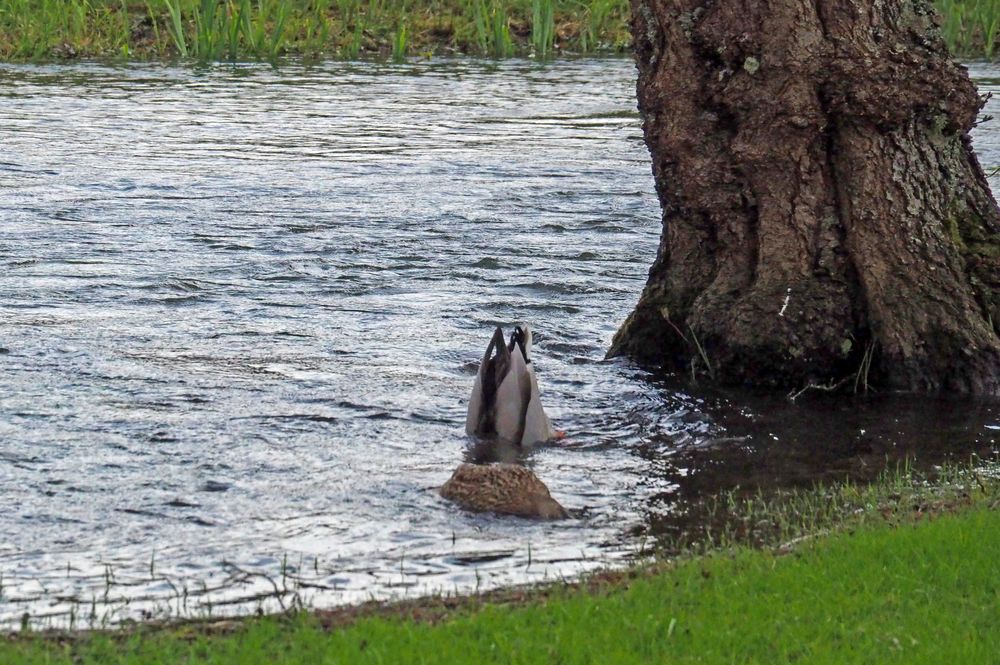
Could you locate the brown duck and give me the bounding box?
[440,463,568,520]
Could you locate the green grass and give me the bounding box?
[2,0,999,62]
[530,0,553,58]
[0,0,995,62]
[471,0,513,57]
[0,0,632,61]
[4,506,999,663]
[939,0,1000,58]
[1,0,998,62]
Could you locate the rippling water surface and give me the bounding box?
[1,58,998,629]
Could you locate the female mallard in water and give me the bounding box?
[440,462,568,520]
[465,325,559,447]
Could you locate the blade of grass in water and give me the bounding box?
[269,0,289,58]
[491,1,512,57]
[392,21,407,62]
[471,0,488,54]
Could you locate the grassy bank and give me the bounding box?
[0,0,631,61]
[4,462,998,663]
[0,0,995,62]
[939,0,1000,58]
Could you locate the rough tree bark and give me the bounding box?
[610,0,1000,395]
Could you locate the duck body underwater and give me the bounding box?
[465,325,558,447]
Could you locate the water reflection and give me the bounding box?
[646,384,998,499]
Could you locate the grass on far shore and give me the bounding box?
[3,459,999,664]
[0,0,630,62]
[939,0,1000,59]
[0,0,996,63]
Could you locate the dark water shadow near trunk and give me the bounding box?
[629,372,999,542]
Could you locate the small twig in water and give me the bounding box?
[688,326,715,379]
[663,314,715,380]
[787,375,852,402]
[853,338,877,394]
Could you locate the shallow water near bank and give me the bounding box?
[0,58,998,630]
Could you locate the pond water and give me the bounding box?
[1,58,998,630]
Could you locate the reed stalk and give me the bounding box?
[470,0,512,57]
[162,0,188,57]
[391,18,407,62]
[530,0,554,57]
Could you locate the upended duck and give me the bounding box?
[465,325,559,447]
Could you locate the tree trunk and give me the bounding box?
[610,0,1000,395]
